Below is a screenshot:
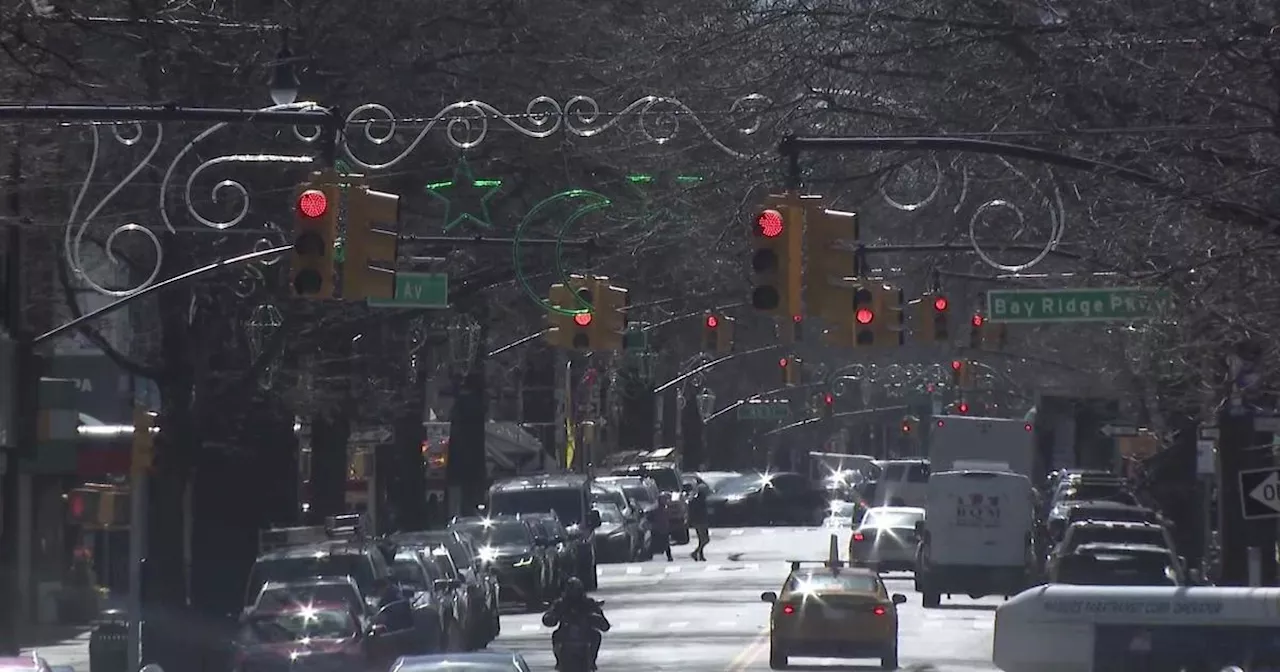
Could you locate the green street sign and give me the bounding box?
[368,272,449,309]
[737,401,790,421]
[986,287,1170,324]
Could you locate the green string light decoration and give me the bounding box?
[511,188,612,316]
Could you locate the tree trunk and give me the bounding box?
[389,374,427,532]
[447,322,490,513]
[308,335,354,523]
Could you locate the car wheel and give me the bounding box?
[768,643,788,669]
[880,641,899,669]
[922,592,941,608]
[673,526,691,545]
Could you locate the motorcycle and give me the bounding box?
[556,622,594,672]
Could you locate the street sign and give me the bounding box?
[985,288,1169,323]
[1196,440,1215,476]
[1101,424,1139,437]
[1239,467,1280,519]
[1253,416,1280,433]
[737,401,790,421]
[367,272,449,308]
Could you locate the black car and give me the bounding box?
[392,530,500,649]
[704,471,826,526]
[391,548,462,652]
[451,515,553,611]
[519,512,574,588]
[488,474,602,589]
[244,542,397,614]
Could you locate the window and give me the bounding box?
[1070,526,1166,549]
[490,488,585,526]
[622,485,656,504]
[391,557,427,588]
[454,520,533,547]
[907,463,931,483]
[428,547,458,580]
[784,572,878,594]
[246,554,376,605]
[862,509,924,529]
[255,584,361,613]
[239,607,357,643]
[595,505,624,525]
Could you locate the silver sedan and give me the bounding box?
[847,506,926,572]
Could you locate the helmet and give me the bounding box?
[563,576,586,600]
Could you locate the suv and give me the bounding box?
[488,474,601,589]
[608,462,690,544]
[245,515,395,612]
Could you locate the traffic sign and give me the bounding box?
[737,401,790,421]
[367,272,449,308]
[985,288,1169,323]
[1239,467,1280,519]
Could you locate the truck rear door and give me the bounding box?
[927,471,1032,567]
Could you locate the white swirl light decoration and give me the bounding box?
[968,157,1066,273]
[64,123,166,297]
[879,155,943,212]
[184,155,314,230]
[339,97,563,172]
[160,102,326,234]
[564,94,772,160]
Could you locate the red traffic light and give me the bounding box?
[706,315,719,329]
[1024,423,1034,432]
[778,357,789,368]
[573,312,593,327]
[823,393,834,406]
[68,493,85,518]
[971,314,984,327]
[298,189,329,218]
[756,209,784,238]
[951,360,963,371]
[902,422,911,433]
[792,314,803,323]
[855,308,875,325]
[934,296,949,312]
[957,402,970,413]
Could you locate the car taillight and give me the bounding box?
[873,605,887,616]
[853,533,865,542]
[781,604,796,615]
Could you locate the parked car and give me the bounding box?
[591,482,651,559]
[519,512,576,590]
[391,547,460,652]
[593,502,644,562]
[610,461,691,544]
[394,530,500,649]
[451,515,554,611]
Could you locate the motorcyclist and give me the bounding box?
[542,576,609,670]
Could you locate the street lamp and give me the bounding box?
[695,387,716,419]
[269,30,300,106]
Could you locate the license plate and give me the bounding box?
[821,606,850,620]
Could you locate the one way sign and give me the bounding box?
[1239,467,1280,519]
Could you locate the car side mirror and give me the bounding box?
[892,593,907,605]
[913,520,925,534]
[760,591,777,603]
[588,510,602,528]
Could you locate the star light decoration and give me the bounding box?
[425,157,504,232]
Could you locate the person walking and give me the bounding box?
[688,482,711,561]
[651,493,674,561]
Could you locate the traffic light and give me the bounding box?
[779,355,800,386]
[545,275,596,350]
[132,406,155,476]
[805,207,857,322]
[950,359,964,388]
[916,294,950,343]
[852,284,876,346]
[702,312,735,356]
[873,284,906,346]
[344,180,402,301]
[749,195,803,321]
[901,415,918,434]
[592,279,629,351]
[956,401,970,414]
[969,313,985,349]
[66,486,128,527]
[821,392,835,419]
[289,171,339,299]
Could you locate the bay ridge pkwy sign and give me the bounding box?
[986,287,1171,324]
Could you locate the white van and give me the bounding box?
[871,459,930,508]
[915,470,1034,607]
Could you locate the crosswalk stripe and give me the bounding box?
[668,621,690,629]
[729,529,745,536]
[625,565,643,575]
[664,565,682,573]
[704,564,722,572]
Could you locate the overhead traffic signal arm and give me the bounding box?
[345,184,402,301]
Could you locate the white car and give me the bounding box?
[847,506,925,571]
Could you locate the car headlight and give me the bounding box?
[724,494,746,502]
[513,556,534,568]
[478,546,498,563]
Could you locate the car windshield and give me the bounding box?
[240,607,357,643]
[785,572,878,594]
[425,547,458,579]
[1070,527,1166,548]
[862,510,923,529]
[454,520,532,547]
[489,488,583,526]
[621,485,655,503]
[629,468,680,491]
[1062,485,1132,503]
[596,506,624,524]
[827,501,855,517]
[390,557,427,588]
[1068,506,1152,524]
[255,584,360,612]
[1058,554,1177,586]
[714,475,769,495]
[246,555,374,605]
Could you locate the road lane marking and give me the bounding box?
[664,565,682,573]
[725,631,768,672]
[704,564,722,572]
[730,529,745,536]
[625,565,643,575]
[596,567,603,576]
[520,623,540,632]
[744,563,759,570]
[668,621,690,629]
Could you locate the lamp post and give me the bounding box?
[268,31,300,106]
[695,388,716,419]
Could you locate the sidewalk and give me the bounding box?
[19,626,90,672]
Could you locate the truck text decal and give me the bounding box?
[956,493,1001,528]
[1043,599,1223,616]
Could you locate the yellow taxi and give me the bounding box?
[760,536,906,670]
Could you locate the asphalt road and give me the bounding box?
[492,526,1000,671]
